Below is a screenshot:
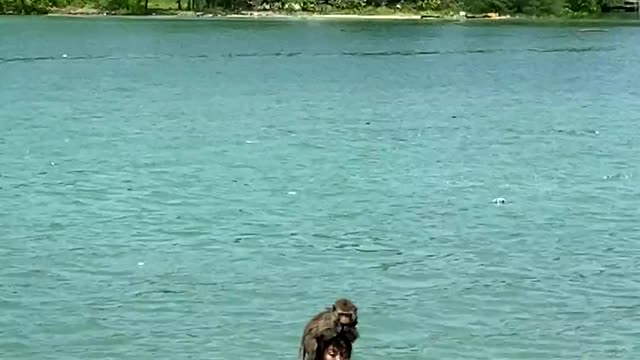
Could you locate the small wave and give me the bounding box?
[133,289,183,297]
[0,56,56,63]
[0,55,113,63]
[341,49,503,57]
[343,50,437,56]
[222,51,302,58]
[528,46,614,53]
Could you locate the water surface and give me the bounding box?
[1,16,639,360]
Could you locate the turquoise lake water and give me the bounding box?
[1,15,639,360]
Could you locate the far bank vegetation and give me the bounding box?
[0,0,630,19]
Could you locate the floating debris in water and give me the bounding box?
[492,197,506,204]
[603,173,631,180]
[288,191,297,195]
[50,162,55,166]
[137,262,144,266]
[578,28,608,33]
[62,54,68,58]
[245,140,257,144]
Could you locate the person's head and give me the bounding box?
[319,336,352,360]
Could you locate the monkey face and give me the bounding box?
[332,299,358,327]
[337,312,357,326]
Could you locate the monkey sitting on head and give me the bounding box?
[299,298,359,360]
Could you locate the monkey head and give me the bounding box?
[332,298,358,327]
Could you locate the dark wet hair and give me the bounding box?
[315,335,352,360]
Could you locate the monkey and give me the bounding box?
[299,299,359,360]
[299,298,359,360]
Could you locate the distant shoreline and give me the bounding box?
[39,12,640,26]
[45,12,445,21]
[40,8,469,21]
[3,7,639,24]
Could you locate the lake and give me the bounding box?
[1,15,639,360]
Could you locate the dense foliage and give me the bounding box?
[0,0,612,17]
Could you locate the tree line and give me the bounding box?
[0,0,614,18]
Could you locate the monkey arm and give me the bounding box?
[301,337,319,360]
[342,326,359,343]
[298,334,309,360]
